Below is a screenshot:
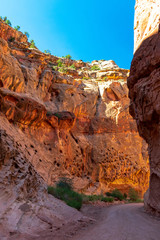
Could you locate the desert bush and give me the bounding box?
[56,177,72,190]
[58,67,67,73]
[123,193,127,199]
[87,195,103,201]
[8,36,15,42]
[91,65,100,71]
[14,25,20,31]
[128,188,139,201]
[5,19,12,26]
[101,197,114,203]
[70,64,76,69]
[65,54,72,59]
[106,189,124,201]
[81,194,114,203]
[106,192,112,197]
[24,32,29,38]
[57,59,63,67]
[44,49,51,55]
[47,178,82,210]
[30,39,36,48]
[52,66,57,71]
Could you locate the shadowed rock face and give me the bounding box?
[0,19,149,197]
[128,0,160,215]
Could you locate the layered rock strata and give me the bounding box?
[128,0,160,215]
[0,18,149,197]
[134,0,160,52]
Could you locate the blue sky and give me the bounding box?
[0,0,135,69]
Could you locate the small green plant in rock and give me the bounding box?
[87,195,103,201]
[3,16,7,21]
[91,65,100,71]
[24,32,29,38]
[82,77,89,80]
[58,67,67,73]
[106,189,124,201]
[52,66,57,71]
[30,39,36,48]
[70,64,76,69]
[8,36,15,42]
[101,197,114,203]
[47,178,82,210]
[14,25,20,31]
[123,193,127,199]
[128,188,139,201]
[56,177,73,190]
[65,54,72,59]
[57,59,63,67]
[44,49,51,55]
[5,19,12,26]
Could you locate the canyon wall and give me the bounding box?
[0,19,149,197]
[134,0,160,52]
[128,0,160,215]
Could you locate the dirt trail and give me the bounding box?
[71,203,160,240]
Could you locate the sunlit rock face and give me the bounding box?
[134,0,160,52]
[128,0,160,215]
[0,18,149,200]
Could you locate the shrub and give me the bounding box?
[106,189,124,201]
[14,25,20,31]
[56,177,72,190]
[101,197,114,203]
[111,189,124,201]
[57,59,63,67]
[47,178,82,210]
[5,19,12,26]
[70,64,76,69]
[3,16,7,21]
[44,49,51,55]
[8,36,15,42]
[87,195,103,201]
[30,39,36,48]
[123,193,127,199]
[58,67,67,73]
[65,54,72,59]
[52,66,57,71]
[128,188,139,201]
[106,192,112,197]
[91,65,100,71]
[24,32,29,39]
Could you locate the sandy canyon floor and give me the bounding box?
[71,203,160,240]
[16,203,160,240]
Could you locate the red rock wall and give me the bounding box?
[128,0,160,215]
[134,0,160,52]
[0,20,149,197]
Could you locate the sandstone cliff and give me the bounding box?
[0,18,149,199]
[134,0,160,52]
[128,0,160,215]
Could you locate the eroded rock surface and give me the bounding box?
[0,19,149,197]
[128,0,160,215]
[134,0,160,52]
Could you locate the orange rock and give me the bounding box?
[128,0,160,215]
[0,20,149,199]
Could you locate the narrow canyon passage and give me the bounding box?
[71,203,160,240]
